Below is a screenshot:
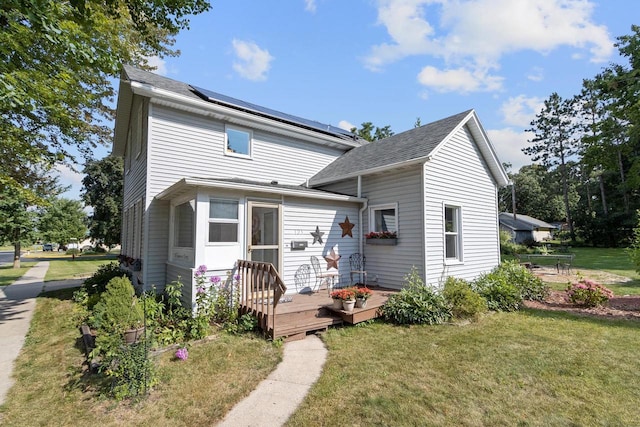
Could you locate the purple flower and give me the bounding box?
[233,274,241,282]
[175,347,188,361]
[197,286,206,294]
[210,276,221,284]
[196,265,207,276]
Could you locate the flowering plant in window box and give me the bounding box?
[365,231,397,239]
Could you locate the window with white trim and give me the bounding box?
[174,200,195,248]
[209,199,239,243]
[370,204,398,234]
[444,205,461,261]
[225,126,252,157]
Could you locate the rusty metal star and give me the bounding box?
[311,226,324,244]
[339,216,355,238]
[324,248,341,270]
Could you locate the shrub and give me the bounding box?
[473,271,522,312]
[381,267,451,325]
[628,210,640,274]
[84,262,131,296]
[566,279,614,307]
[499,260,549,301]
[499,230,527,255]
[90,276,144,333]
[442,277,487,320]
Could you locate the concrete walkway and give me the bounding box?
[0,262,85,405]
[218,334,328,427]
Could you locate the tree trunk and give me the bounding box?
[560,151,575,242]
[617,149,629,214]
[599,174,608,216]
[13,241,21,269]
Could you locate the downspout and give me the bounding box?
[357,175,367,255]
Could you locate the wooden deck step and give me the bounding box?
[273,313,343,341]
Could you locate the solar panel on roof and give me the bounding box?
[191,85,355,139]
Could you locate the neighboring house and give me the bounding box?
[112,66,510,308]
[499,213,555,243]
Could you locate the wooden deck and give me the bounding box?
[269,286,398,341]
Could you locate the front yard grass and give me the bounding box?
[0,288,282,427]
[23,252,118,282]
[288,312,640,426]
[0,263,37,287]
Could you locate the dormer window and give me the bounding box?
[225,125,252,158]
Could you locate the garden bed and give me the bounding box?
[525,266,640,320]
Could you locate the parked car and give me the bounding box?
[43,243,53,251]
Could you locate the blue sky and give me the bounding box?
[59,0,640,200]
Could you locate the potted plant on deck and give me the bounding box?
[330,288,357,311]
[354,286,374,308]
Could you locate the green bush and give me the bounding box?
[472,261,549,311]
[84,262,131,296]
[499,230,527,255]
[628,210,640,274]
[500,260,549,301]
[442,277,487,320]
[473,271,522,312]
[567,279,614,308]
[381,267,451,325]
[90,276,144,333]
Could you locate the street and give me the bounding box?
[0,251,17,267]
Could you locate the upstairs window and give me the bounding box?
[209,199,239,243]
[444,205,461,261]
[225,126,252,157]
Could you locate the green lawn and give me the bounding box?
[21,252,118,282]
[0,288,282,427]
[0,263,37,287]
[288,313,640,426]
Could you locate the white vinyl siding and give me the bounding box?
[424,124,500,284]
[282,198,360,292]
[361,166,424,289]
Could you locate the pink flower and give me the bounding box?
[210,276,221,284]
[175,347,188,361]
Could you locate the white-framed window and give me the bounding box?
[209,198,239,243]
[225,125,252,158]
[369,203,398,234]
[444,205,462,262]
[174,200,195,248]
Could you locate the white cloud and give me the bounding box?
[527,67,544,82]
[305,0,317,13]
[338,120,355,131]
[55,164,84,200]
[417,65,503,93]
[231,39,274,81]
[487,127,533,171]
[366,0,614,92]
[500,95,544,127]
[146,56,167,76]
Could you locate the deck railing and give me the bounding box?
[237,259,287,339]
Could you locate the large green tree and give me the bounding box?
[524,93,579,242]
[82,156,123,248]
[350,122,394,142]
[0,0,210,198]
[38,198,87,249]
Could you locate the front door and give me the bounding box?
[247,201,281,270]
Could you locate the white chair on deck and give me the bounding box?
[310,255,339,294]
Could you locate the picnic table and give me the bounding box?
[517,253,575,273]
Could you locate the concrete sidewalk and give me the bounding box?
[0,262,85,405]
[218,334,328,427]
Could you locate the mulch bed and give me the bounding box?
[523,266,640,321]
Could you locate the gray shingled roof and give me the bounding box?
[309,110,473,185]
[499,213,555,231]
[123,64,200,101]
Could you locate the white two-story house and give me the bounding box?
[112,66,510,308]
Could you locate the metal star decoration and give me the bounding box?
[324,248,341,270]
[339,216,355,238]
[311,226,324,244]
